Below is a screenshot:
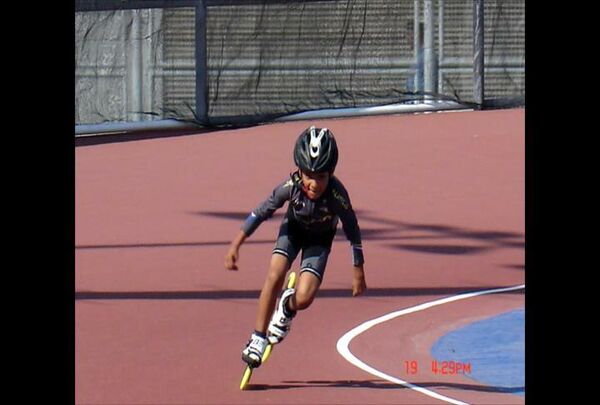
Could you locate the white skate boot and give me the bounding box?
[241,332,268,368]
[267,288,296,344]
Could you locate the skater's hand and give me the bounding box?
[225,231,247,271]
[352,265,366,296]
[225,247,239,270]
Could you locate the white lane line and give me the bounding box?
[336,284,525,405]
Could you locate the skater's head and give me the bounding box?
[293,126,338,200]
[294,126,338,173]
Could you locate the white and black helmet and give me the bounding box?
[293,126,338,173]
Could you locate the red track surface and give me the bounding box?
[76,108,524,404]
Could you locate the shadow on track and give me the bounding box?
[245,379,524,394]
[76,210,524,254]
[75,287,524,301]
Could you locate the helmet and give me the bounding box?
[293,126,338,173]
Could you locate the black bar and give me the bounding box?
[75,1,196,12]
[75,0,337,12]
[195,0,208,124]
[473,0,485,106]
[205,0,336,6]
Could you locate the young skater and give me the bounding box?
[225,126,366,367]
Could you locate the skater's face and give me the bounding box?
[299,170,330,200]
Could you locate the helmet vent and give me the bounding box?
[294,126,337,173]
[309,127,327,158]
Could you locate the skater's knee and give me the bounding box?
[265,255,290,285]
[292,271,320,310]
[265,269,285,286]
[293,289,315,310]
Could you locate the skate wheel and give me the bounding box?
[240,366,253,390]
[287,271,297,289]
[262,343,273,363]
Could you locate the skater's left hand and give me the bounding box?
[352,265,366,296]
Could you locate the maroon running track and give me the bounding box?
[76,108,525,404]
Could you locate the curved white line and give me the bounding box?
[336,284,525,405]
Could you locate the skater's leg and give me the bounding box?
[287,270,321,311]
[242,253,290,367]
[254,253,290,334]
[287,242,330,311]
[267,243,329,342]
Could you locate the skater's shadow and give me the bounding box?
[246,379,397,391]
[247,379,524,394]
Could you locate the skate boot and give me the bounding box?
[267,288,297,344]
[241,332,268,368]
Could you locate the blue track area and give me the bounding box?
[431,309,525,396]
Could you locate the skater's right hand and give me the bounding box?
[225,231,248,271]
[225,247,239,271]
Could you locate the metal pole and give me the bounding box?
[473,0,485,107]
[127,9,143,121]
[413,0,420,92]
[195,0,208,124]
[423,0,435,98]
[141,9,153,119]
[438,0,444,93]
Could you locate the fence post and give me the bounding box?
[127,9,143,121]
[195,0,208,124]
[413,0,420,92]
[438,0,444,94]
[423,0,435,98]
[473,0,485,107]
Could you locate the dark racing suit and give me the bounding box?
[241,171,364,280]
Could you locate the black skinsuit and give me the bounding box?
[241,171,364,280]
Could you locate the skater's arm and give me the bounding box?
[225,230,247,271]
[329,178,363,249]
[226,179,291,271]
[352,264,367,296]
[328,179,366,296]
